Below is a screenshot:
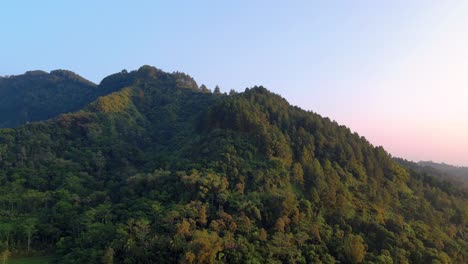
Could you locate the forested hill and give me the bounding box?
[0,66,466,263]
[419,161,468,187]
[0,69,119,128]
[395,159,468,189]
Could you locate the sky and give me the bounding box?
[1,1,468,166]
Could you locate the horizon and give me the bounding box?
[2,1,468,166]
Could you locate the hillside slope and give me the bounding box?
[0,69,129,128]
[419,161,468,187]
[0,66,466,263]
[395,159,468,189]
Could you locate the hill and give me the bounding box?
[419,161,468,187]
[0,69,126,128]
[395,159,468,188]
[0,66,466,263]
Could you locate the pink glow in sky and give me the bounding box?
[275,1,468,166]
[328,2,468,166]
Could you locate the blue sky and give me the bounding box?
[2,1,468,165]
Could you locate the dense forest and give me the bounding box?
[0,70,122,128]
[418,161,468,188]
[0,66,466,263]
[395,159,468,189]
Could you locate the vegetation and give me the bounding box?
[418,161,468,187]
[0,66,466,263]
[6,256,53,264]
[0,69,123,128]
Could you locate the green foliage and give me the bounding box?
[5,256,53,264]
[344,234,366,263]
[0,66,466,263]
[0,70,99,128]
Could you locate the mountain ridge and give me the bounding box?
[0,66,466,263]
[419,160,468,187]
[0,69,98,128]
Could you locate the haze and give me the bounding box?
[2,1,467,165]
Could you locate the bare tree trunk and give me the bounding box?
[28,231,31,252]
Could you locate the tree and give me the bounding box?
[199,205,208,227]
[102,247,114,264]
[186,230,223,264]
[344,234,366,263]
[214,85,221,94]
[0,242,9,264]
[23,217,38,252]
[292,162,304,185]
[200,84,210,93]
[0,250,9,264]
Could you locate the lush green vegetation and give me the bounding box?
[0,66,466,263]
[0,69,123,128]
[417,161,468,188]
[6,256,53,264]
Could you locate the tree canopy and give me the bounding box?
[0,66,466,263]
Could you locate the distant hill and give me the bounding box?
[0,69,129,128]
[0,66,466,263]
[395,158,468,188]
[419,161,468,187]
